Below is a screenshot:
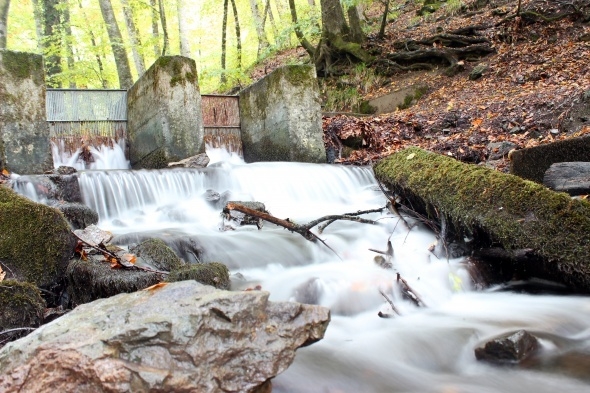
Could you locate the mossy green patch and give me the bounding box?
[131,238,185,271]
[0,186,76,288]
[66,256,163,305]
[0,280,45,330]
[0,51,43,83]
[374,147,590,291]
[167,262,230,290]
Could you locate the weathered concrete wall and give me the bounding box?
[239,65,326,163]
[510,135,590,183]
[127,56,204,169]
[0,50,52,174]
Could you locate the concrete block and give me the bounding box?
[0,50,52,174]
[239,65,326,163]
[127,56,204,169]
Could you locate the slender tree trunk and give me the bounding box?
[31,0,43,52]
[150,0,161,57]
[121,0,146,75]
[98,0,133,88]
[249,0,268,58]
[230,0,241,68]
[263,0,278,44]
[78,0,107,88]
[221,0,229,84]
[0,0,9,49]
[177,0,191,57]
[43,0,63,87]
[288,0,315,57]
[62,3,76,88]
[378,0,390,39]
[158,0,169,56]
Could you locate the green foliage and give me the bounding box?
[321,63,385,112]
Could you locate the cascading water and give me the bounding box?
[51,138,130,170]
[13,147,590,392]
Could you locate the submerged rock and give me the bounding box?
[0,281,331,393]
[53,202,99,230]
[475,330,540,365]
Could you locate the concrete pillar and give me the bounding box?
[238,65,326,163]
[127,56,204,169]
[0,50,52,174]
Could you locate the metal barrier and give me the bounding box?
[46,89,127,153]
[202,95,242,155]
[46,90,242,156]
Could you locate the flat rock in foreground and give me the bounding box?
[0,281,330,393]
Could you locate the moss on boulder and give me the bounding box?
[167,262,230,290]
[130,238,185,271]
[0,280,45,333]
[374,147,590,291]
[0,186,76,288]
[66,256,164,305]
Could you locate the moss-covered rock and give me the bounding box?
[0,279,45,329]
[0,186,76,288]
[167,262,230,290]
[130,238,185,271]
[66,256,164,305]
[374,147,590,291]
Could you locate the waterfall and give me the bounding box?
[11,151,590,392]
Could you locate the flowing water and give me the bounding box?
[13,147,590,392]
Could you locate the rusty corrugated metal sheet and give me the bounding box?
[201,95,240,127]
[202,95,242,155]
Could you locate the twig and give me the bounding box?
[397,273,427,307]
[379,289,401,316]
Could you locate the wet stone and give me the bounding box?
[475,329,540,365]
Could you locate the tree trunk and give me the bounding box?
[263,0,278,45]
[62,3,76,88]
[78,0,107,88]
[374,147,590,293]
[230,0,241,69]
[315,0,372,75]
[121,0,146,75]
[347,5,364,44]
[158,0,169,56]
[150,0,161,57]
[221,0,229,84]
[177,0,191,57]
[378,0,390,39]
[98,0,133,89]
[0,0,9,49]
[288,0,315,57]
[249,0,268,58]
[31,0,43,52]
[43,0,63,87]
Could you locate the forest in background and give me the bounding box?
[1,0,325,92]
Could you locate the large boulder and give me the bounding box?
[0,280,331,393]
[543,162,590,196]
[0,186,77,289]
[53,202,99,230]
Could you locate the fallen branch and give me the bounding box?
[379,289,401,316]
[397,273,427,307]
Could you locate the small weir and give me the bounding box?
[11,146,590,392]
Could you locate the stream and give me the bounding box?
[13,144,590,392]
